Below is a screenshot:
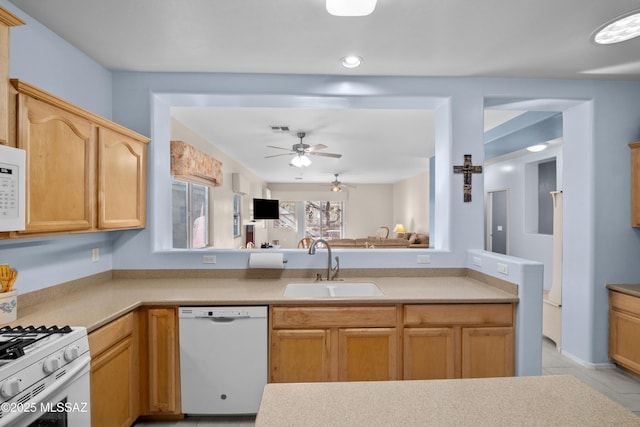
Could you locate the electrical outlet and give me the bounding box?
[202,255,216,264]
[91,248,99,262]
[497,262,509,275]
[417,254,430,264]
[472,256,482,267]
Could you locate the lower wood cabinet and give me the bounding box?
[403,304,515,380]
[88,311,139,427]
[89,307,181,426]
[609,290,640,375]
[138,307,182,416]
[270,306,399,383]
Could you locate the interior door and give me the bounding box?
[487,190,508,255]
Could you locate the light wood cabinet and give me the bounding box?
[270,306,399,383]
[98,126,147,229]
[16,92,96,233]
[88,312,139,427]
[0,8,24,146]
[7,80,149,237]
[630,142,640,227]
[609,290,640,375]
[139,307,182,416]
[403,304,515,379]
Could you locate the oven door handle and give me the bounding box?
[0,354,91,427]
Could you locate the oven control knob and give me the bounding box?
[0,378,21,398]
[42,357,61,374]
[64,345,80,361]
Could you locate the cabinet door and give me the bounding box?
[98,126,147,229]
[90,337,136,427]
[609,309,640,374]
[145,307,181,414]
[16,94,95,233]
[270,329,332,383]
[461,326,514,378]
[403,327,457,380]
[338,328,397,381]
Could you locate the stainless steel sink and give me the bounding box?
[283,282,383,297]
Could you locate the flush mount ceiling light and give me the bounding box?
[341,55,363,68]
[290,154,311,168]
[326,0,377,16]
[593,10,640,44]
[526,144,547,153]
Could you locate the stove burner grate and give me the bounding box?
[0,325,73,360]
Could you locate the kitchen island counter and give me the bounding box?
[256,375,639,426]
[13,272,517,332]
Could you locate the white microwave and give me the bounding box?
[0,144,25,231]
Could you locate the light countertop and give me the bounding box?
[12,275,517,332]
[608,284,640,298]
[256,375,639,426]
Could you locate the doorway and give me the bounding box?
[487,190,508,254]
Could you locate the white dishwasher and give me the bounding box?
[179,306,268,415]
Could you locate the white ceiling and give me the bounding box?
[9,0,636,184]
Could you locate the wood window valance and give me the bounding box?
[170,140,222,187]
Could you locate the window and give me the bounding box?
[172,180,209,248]
[305,201,343,239]
[275,202,297,230]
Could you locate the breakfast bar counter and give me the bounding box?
[255,375,639,426]
[13,272,517,331]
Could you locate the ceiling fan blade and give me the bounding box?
[308,152,342,158]
[266,145,293,152]
[265,153,293,158]
[306,144,328,152]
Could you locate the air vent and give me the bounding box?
[32,383,46,397]
[270,126,290,133]
[55,370,66,380]
[17,393,31,405]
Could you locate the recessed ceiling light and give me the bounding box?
[326,0,377,16]
[526,144,547,153]
[594,10,640,44]
[341,56,363,69]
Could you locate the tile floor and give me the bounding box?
[134,338,640,426]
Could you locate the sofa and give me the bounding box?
[328,232,429,249]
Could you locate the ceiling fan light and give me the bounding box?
[341,55,362,68]
[326,0,377,16]
[594,11,640,44]
[291,154,311,168]
[526,144,547,153]
[332,184,342,192]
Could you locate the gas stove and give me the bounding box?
[0,325,90,426]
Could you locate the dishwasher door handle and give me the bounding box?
[205,316,251,322]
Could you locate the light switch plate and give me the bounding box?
[417,254,430,264]
[202,255,216,264]
[497,262,509,275]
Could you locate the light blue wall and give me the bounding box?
[3,1,112,118]
[3,1,640,366]
[0,1,115,292]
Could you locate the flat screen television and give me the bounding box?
[253,198,280,220]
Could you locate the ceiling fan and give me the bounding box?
[265,132,342,167]
[328,173,356,192]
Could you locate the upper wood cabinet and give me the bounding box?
[630,142,640,227]
[9,80,150,236]
[16,92,96,233]
[98,126,147,229]
[0,7,24,146]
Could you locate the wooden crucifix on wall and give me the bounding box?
[453,154,483,202]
